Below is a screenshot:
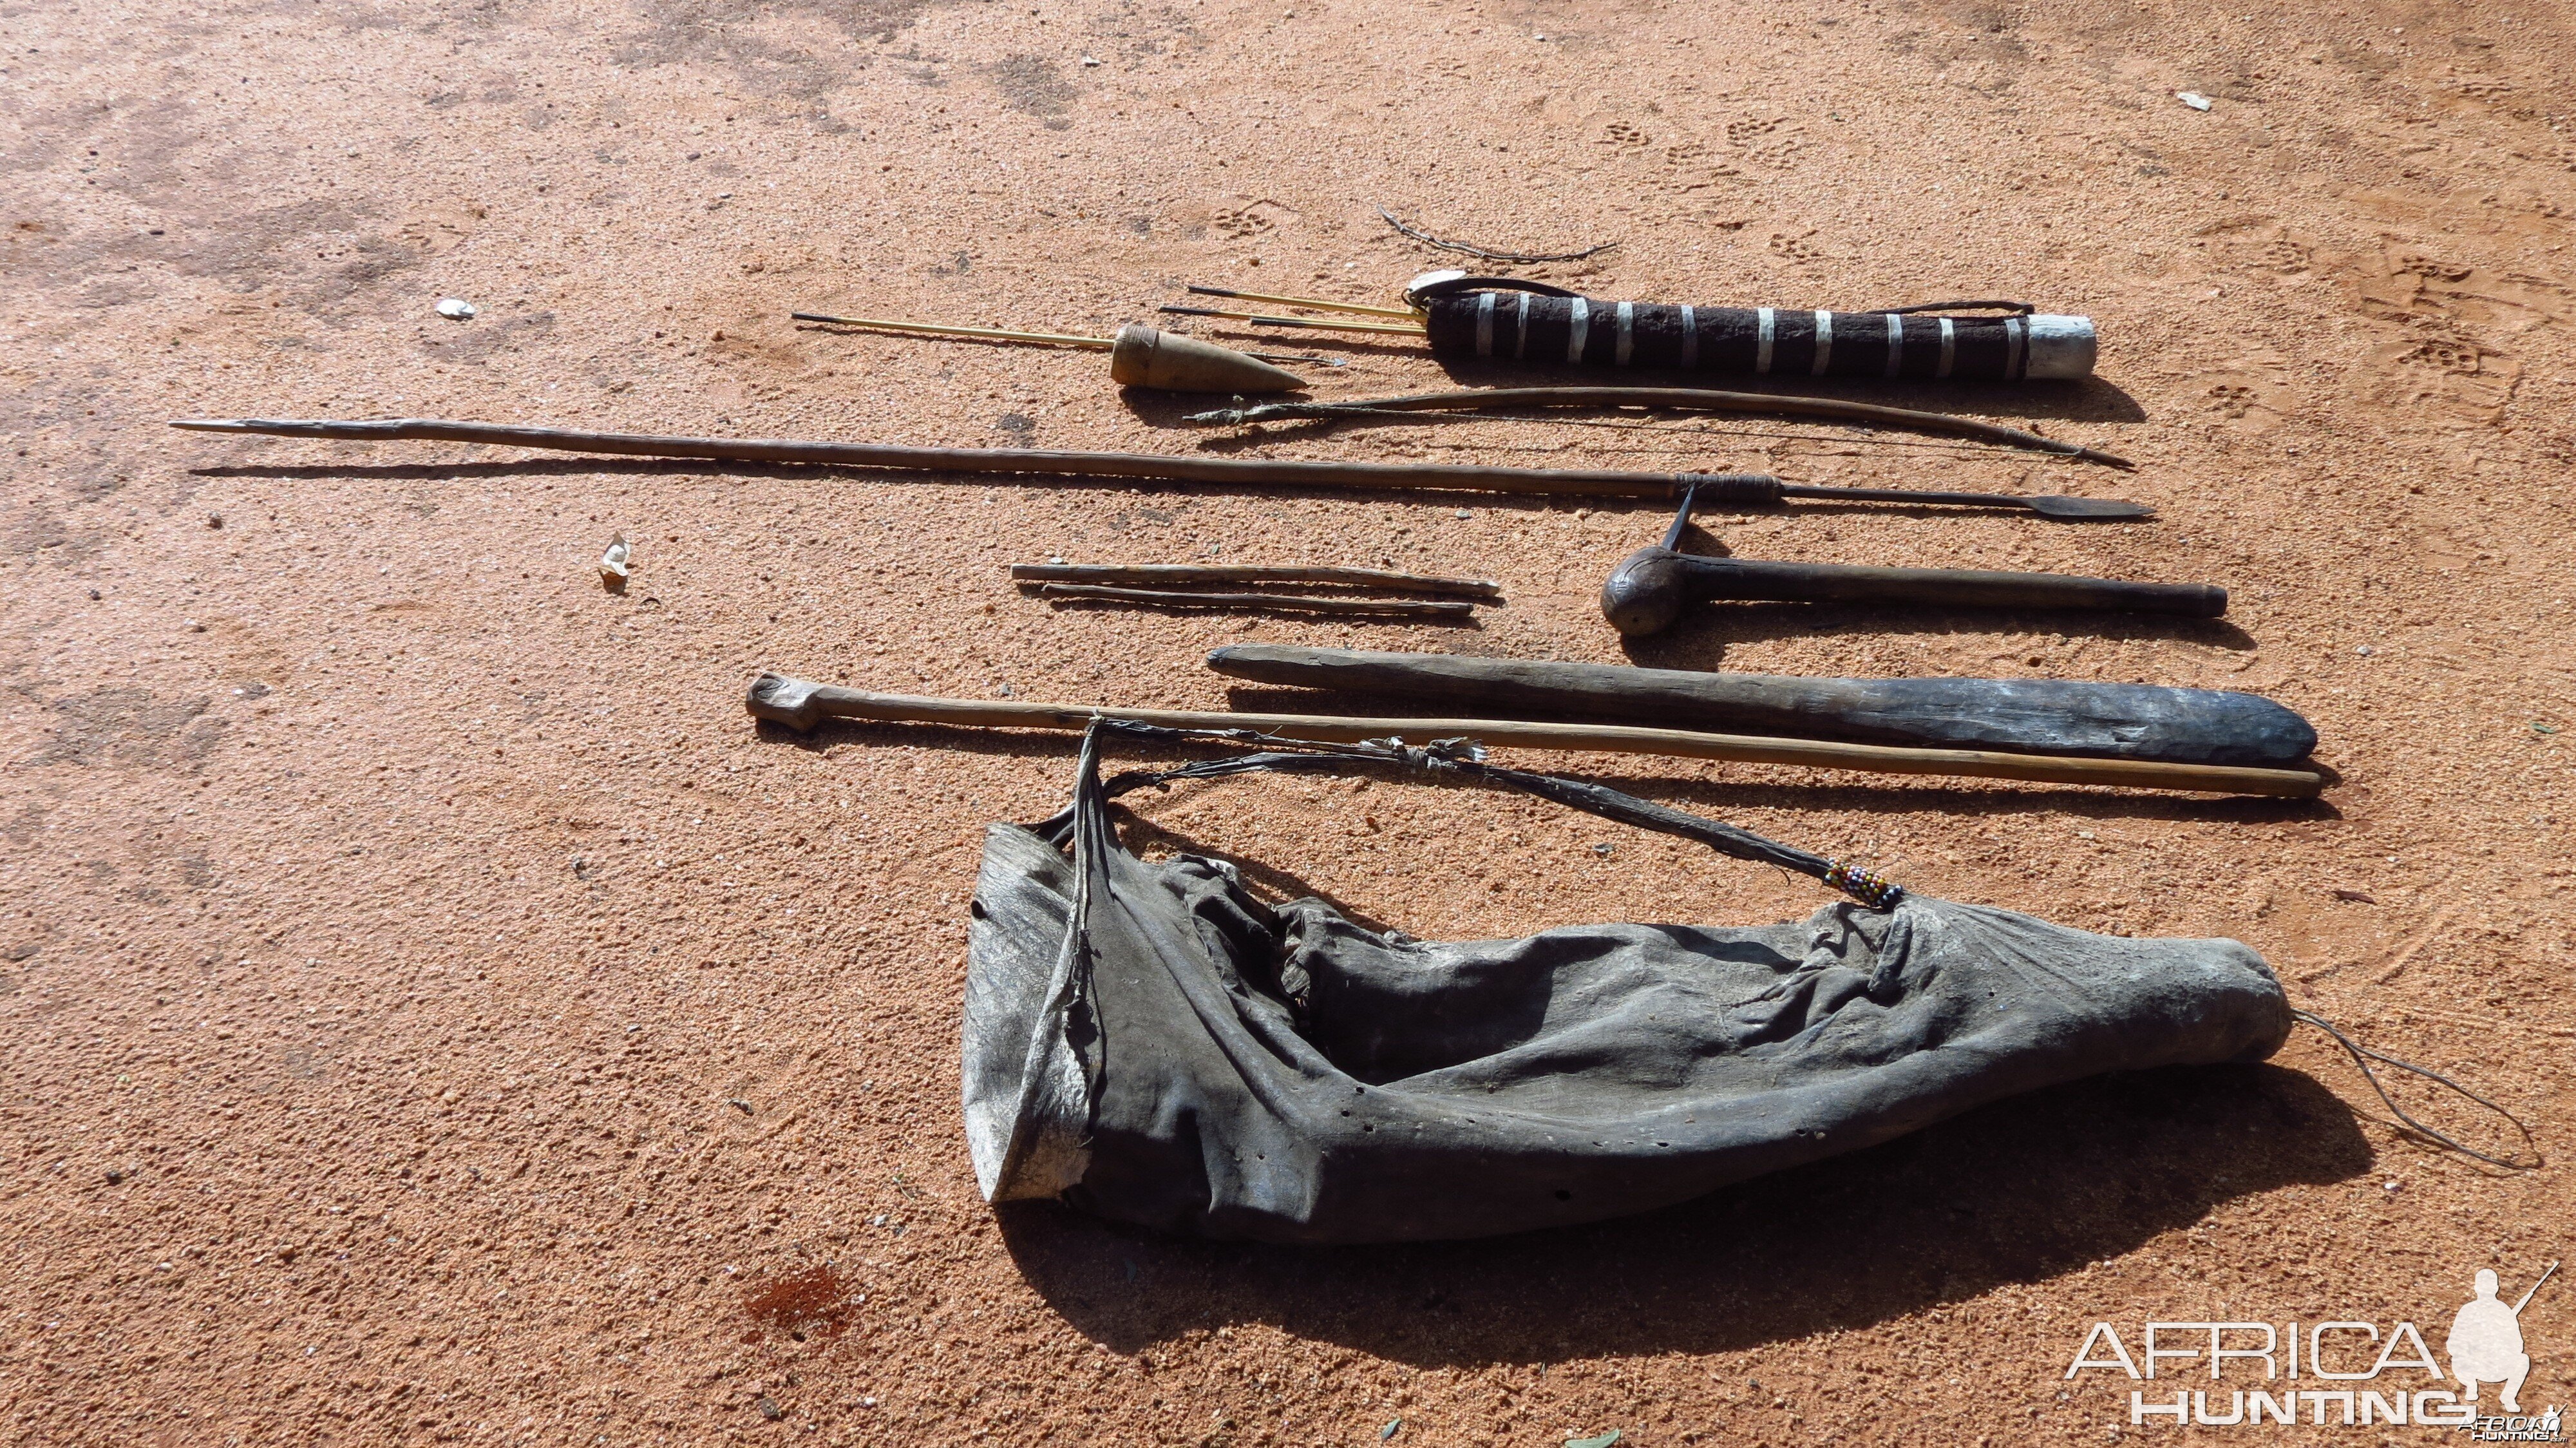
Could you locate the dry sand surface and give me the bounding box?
[6,0,2575,1441]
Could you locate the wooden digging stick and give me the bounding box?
[743,674,2325,797]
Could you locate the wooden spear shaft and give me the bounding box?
[169,417,1744,500]
[744,674,2325,798]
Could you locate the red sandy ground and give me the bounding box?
[4,0,2573,1442]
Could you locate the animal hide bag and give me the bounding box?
[963,729,2291,1244]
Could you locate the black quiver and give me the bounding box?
[1414,277,2096,381]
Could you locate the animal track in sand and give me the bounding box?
[2396,336,2484,376]
[1598,119,1651,150]
[1768,231,1828,265]
[2259,238,2313,274]
[1209,202,1291,240]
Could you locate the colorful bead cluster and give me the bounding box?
[1823,860,1905,910]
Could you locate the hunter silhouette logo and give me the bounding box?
[2454,1264,2556,1414]
[2063,1259,2561,1433]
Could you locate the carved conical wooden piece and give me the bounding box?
[1108,324,1305,394]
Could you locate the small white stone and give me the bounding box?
[1080,55,1101,66]
[435,297,478,320]
[2176,90,2213,110]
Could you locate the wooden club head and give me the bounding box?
[1599,548,1692,638]
[746,672,826,731]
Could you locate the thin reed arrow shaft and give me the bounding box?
[1158,305,1427,335]
[1182,284,1421,318]
[790,311,1112,348]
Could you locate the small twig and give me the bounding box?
[2293,1010,2540,1170]
[1036,584,1477,619]
[1011,563,1501,598]
[1376,205,1618,264]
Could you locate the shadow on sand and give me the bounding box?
[996,1063,2370,1363]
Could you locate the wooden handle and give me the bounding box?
[744,674,2323,798]
[1602,546,2226,636]
[1672,553,2226,615]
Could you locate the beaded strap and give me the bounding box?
[1822,860,1905,910]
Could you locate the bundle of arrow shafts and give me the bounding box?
[1011,562,1500,621]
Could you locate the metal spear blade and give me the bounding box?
[2020,495,2158,519]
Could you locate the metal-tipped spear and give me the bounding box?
[165,418,2151,518]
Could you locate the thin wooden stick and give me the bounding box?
[1036,584,1476,618]
[743,676,2325,798]
[1158,305,1428,335]
[1010,563,1502,597]
[1376,205,1619,263]
[1182,285,1421,319]
[789,311,1112,348]
[1187,386,2132,468]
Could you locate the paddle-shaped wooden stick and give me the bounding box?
[743,674,2324,798]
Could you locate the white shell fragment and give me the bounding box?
[2176,91,2212,110]
[598,533,632,585]
[435,297,479,320]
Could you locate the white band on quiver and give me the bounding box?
[1811,310,1834,376]
[1937,317,1956,379]
[1884,314,1905,379]
[1615,301,1634,367]
[1513,294,1531,360]
[1566,297,1591,365]
[1680,305,1698,368]
[1755,307,1776,374]
[2003,316,2025,381]
[1475,292,1496,357]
